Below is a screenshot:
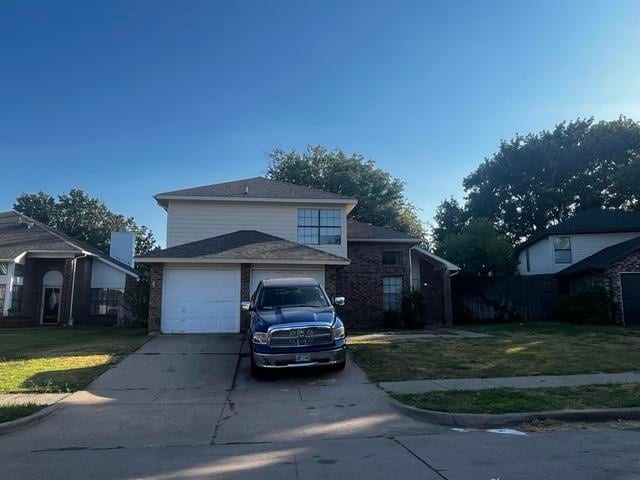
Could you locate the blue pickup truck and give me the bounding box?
[242,277,347,376]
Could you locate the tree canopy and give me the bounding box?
[266,146,426,239]
[436,218,517,277]
[433,117,640,246]
[14,189,156,256]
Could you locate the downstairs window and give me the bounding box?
[90,288,124,316]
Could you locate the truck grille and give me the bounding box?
[269,326,333,348]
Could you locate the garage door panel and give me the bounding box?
[162,268,240,333]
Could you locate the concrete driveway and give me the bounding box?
[1,334,640,479]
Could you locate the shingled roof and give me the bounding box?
[557,235,640,277]
[347,219,420,242]
[0,211,138,276]
[155,177,356,203]
[136,230,350,265]
[518,208,640,251]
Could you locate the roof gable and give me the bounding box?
[136,230,350,265]
[0,211,138,276]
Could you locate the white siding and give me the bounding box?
[519,232,640,275]
[250,266,325,296]
[91,259,126,288]
[166,200,348,258]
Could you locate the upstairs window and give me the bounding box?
[383,251,403,265]
[0,263,7,275]
[554,236,572,264]
[297,209,341,245]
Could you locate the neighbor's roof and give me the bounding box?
[136,230,350,265]
[347,219,420,242]
[517,208,640,252]
[557,235,640,277]
[154,177,357,207]
[412,246,460,271]
[0,211,138,277]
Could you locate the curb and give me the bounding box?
[0,403,63,436]
[389,397,640,428]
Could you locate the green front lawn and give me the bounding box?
[393,383,640,414]
[0,328,148,393]
[349,322,640,383]
[0,403,47,423]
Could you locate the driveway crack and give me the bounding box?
[210,337,245,445]
[391,436,449,479]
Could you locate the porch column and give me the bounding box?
[443,270,453,327]
[58,258,74,325]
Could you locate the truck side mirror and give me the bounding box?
[334,296,345,306]
[241,301,252,311]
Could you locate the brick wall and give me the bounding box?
[148,263,163,333]
[336,242,411,329]
[568,250,640,324]
[606,251,640,324]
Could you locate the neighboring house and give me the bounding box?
[0,211,139,327]
[517,209,640,276]
[136,177,459,334]
[516,209,640,325]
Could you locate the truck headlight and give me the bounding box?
[332,321,345,340]
[252,332,268,344]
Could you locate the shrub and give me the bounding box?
[556,287,613,324]
[402,290,428,328]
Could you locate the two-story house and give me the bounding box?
[516,208,640,324]
[136,177,459,334]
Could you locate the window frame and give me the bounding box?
[553,236,572,264]
[382,251,403,266]
[0,284,5,315]
[383,276,403,312]
[10,284,23,313]
[297,208,342,245]
[13,263,24,277]
[89,288,124,316]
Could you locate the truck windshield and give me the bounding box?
[257,286,330,309]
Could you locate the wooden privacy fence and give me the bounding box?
[452,275,558,323]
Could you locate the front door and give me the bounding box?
[42,287,61,324]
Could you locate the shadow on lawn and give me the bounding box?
[20,363,117,393]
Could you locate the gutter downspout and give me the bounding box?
[68,254,88,326]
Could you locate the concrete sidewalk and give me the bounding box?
[0,393,69,406]
[380,371,640,394]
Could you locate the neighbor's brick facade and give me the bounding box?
[568,250,640,324]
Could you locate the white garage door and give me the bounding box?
[250,269,325,296]
[162,267,240,333]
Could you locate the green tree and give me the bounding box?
[432,197,468,246]
[14,189,156,256]
[463,117,640,243]
[266,145,426,240]
[437,218,517,277]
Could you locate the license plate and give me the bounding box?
[295,353,311,363]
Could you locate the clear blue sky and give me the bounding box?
[2,0,640,247]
